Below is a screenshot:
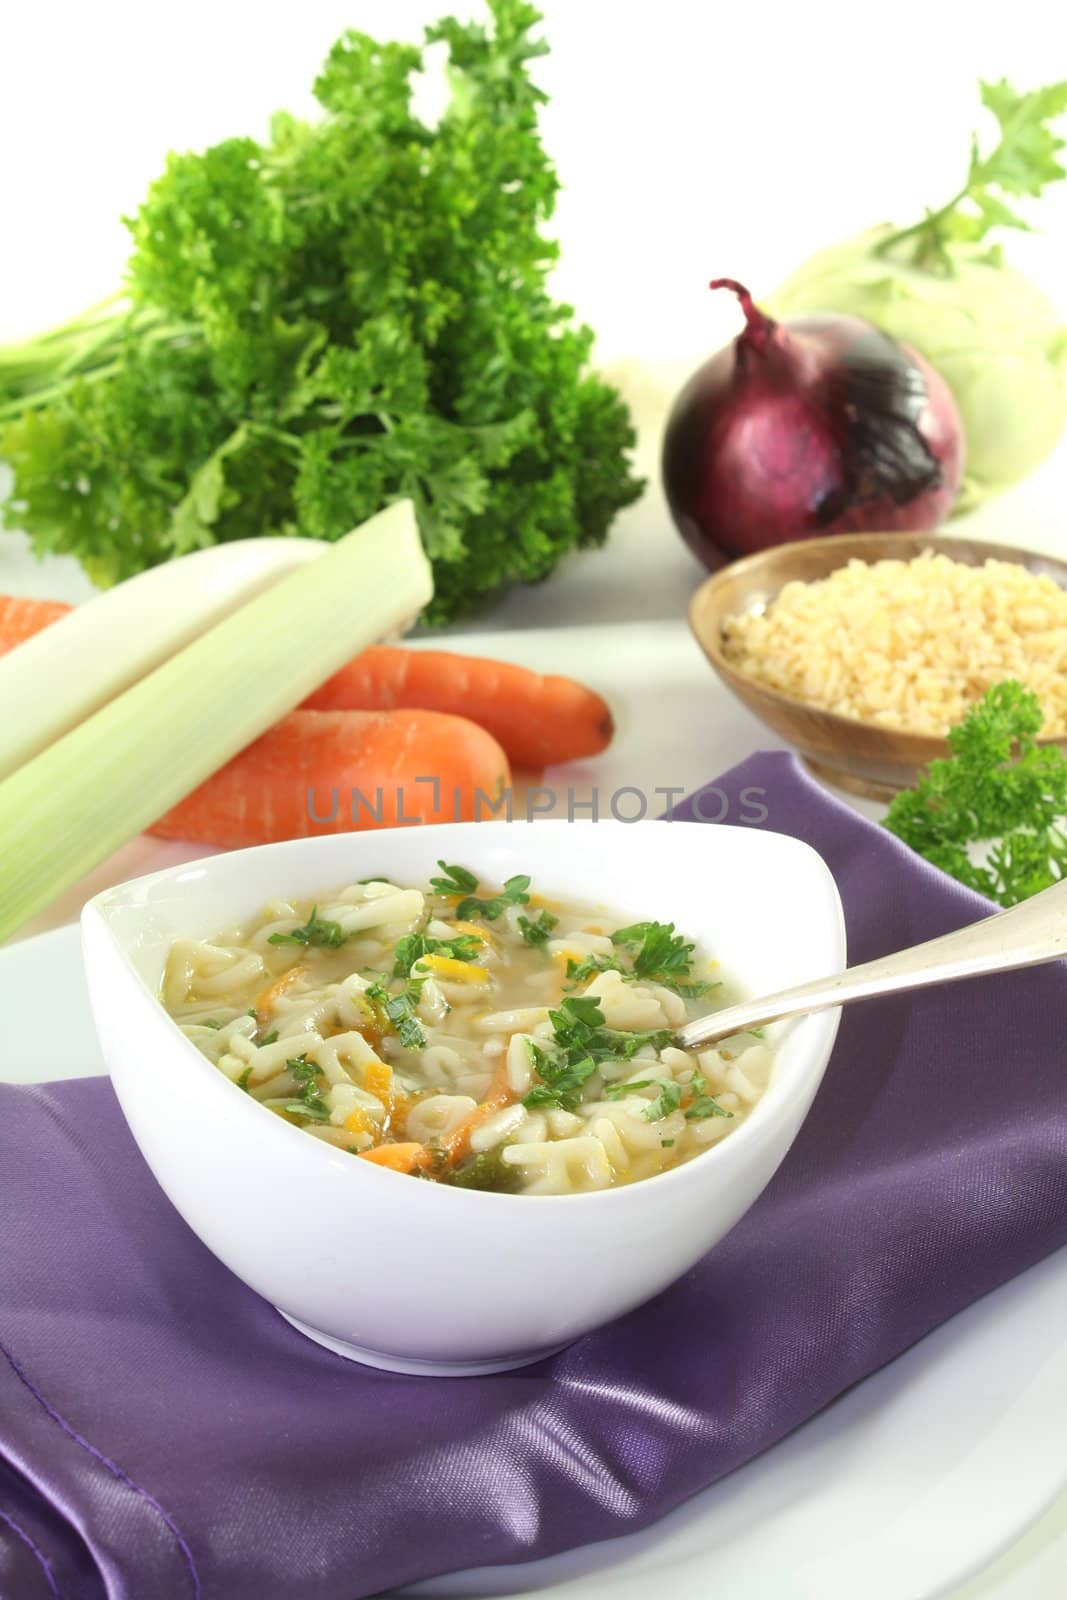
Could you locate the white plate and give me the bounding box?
[2,923,1065,1598]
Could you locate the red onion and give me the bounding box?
[662,279,964,567]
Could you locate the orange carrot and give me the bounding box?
[0,595,71,654]
[435,1059,516,1169]
[303,645,613,769]
[254,964,308,1018]
[359,1142,428,1173]
[149,708,511,848]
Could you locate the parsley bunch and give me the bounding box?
[884,680,1067,907]
[0,1,642,622]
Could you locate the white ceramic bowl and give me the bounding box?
[81,820,845,1376]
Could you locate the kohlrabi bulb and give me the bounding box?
[769,228,1067,514]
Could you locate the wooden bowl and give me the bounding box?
[689,533,1067,800]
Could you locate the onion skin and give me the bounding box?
[662,280,965,568]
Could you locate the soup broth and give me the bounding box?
[162,863,773,1194]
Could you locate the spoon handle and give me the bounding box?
[674,876,1067,1053]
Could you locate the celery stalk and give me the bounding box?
[0,501,432,942]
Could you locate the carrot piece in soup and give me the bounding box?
[359,1142,428,1173]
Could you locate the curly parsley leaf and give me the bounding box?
[268,907,346,948]
[884,680,1067,907]
[0,1,642,620]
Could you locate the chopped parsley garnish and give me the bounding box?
[523,995,672,1112]
[268,907,346,948]
[686,1096,734,1121]
[236,1066,253,1093]
[517,910,558,947]
[458,875,531,923]
[610,920,715,997]
[565,953,624,984]
[258,1029,279,1046]
[430,862,480,895]
[441,1145,523,1194]
[430,860,532,921]
[283,1054,331,1121]
[367,981,426,1050]
[603,1077,654,1100]
[392,929,483,977]
[643,1081,682,1122]
[523,1042,599,1112]
[203,1019,222,1030]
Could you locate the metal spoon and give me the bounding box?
[674,875,1067,1054]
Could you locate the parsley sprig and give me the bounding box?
[885,680,1067,907]
[282,1054,331,1121]
[392,930,483,977]
[523,995,672,1112]
[0,2,643,620]
[610,921,715,998]
[430,860,531,922]
[565,953,624,985]
[876,78,1067,271]
[268,907,346,948]
[518,910,558,947]
[366,981,426,1050]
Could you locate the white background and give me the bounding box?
[2,3,1067,1593]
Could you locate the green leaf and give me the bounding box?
[878,76,1067,265]
[884,680,1067,907]
[267,907,346,948]
[393,929,483,976]
[430,862,479,895]
[517,910,558,947]
[0,0,643,624]
[643,1081,682,1122]
[455,874,531,922]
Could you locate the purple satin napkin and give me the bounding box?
[3,751,1067,1600]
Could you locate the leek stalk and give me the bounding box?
[0,501,432,942]
[0,536,327,781]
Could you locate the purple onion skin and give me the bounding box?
[662,283,964,569]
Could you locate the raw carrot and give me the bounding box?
[359,1142,428,1173]
[149,708,511,847]
[303,645,613,768]
[0,595,71,653]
